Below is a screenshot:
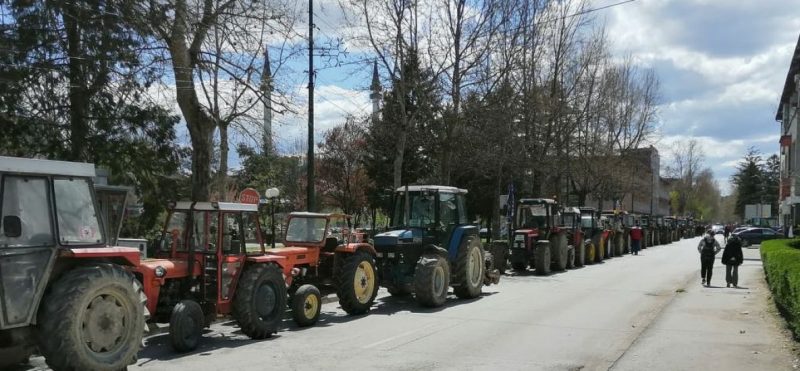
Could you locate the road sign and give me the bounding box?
[238,188,261,205]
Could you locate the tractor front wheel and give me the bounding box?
[453,238,485,299]
[574,243,585,267]
[169,300,205,352]
[337,251,379,315]
[414,254,450,307]
[534,241,551,275]
[551,234,568,271]
[233,263,287,339]
[585,242,595,264]
[36,264,144,370]
[291,284,321,327]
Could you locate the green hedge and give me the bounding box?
[761,239,800,338]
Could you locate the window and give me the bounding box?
[54,178,103,245]
[580,215,594,229]
[165,211,189,251]
[0,176,53,247]
[392,192,436,228]
[192,211,218,251]
[518,204,547,229]
[286,217,327,243]
[222,213,243,253]
[242,212,261,251]
[439,193,458,227]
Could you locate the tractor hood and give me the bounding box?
[374,228,423,247]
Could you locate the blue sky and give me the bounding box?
[162,0,800,196]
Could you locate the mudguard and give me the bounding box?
[447,226,478,261]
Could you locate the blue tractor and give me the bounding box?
[373,186,501,307]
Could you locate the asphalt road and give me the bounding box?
[21,236,797,371]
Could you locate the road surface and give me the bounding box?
[21,236,798,371]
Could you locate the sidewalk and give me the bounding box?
[612,244,799,370]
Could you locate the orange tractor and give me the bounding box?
[134,203,379,352]
[0,157,145,371]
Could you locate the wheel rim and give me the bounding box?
[303,294,319,319]
[255,283,277,320]
[81,292,131,354]
[432,265,446,297]
[467,247,482,287]
[353,261,376,304]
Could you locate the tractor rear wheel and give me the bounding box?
[337,251,378,315]
[534,241,551,275]
[551,234,568,271]
[566,246,575,269]
[291,284,321,327]
[414,254,450,307]
[616,234,625,256]
[233,263,287,340]
[595,238,605,263]
[453,238,485,299]
[169,300,204,352]
[36,264,144,370]
[584,242,595,264]
[574,243,585,267]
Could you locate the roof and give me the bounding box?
[777,34,800,121]
[0,156,96,178]
[519,198,557,205]
[172,201,258,212]
[288,212,349,219]
[395,185,468,194]
[578,206,597,211]
[562,207,581,214]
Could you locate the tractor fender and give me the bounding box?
[59,246,141,266]
[335,242,377,257]
[422,244,449,258]
[448,226,479,261]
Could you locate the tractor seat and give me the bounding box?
[323,237,339,252]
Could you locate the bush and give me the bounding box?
[761,239,800,339]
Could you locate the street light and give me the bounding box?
[265,187,280,249]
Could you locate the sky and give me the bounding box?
[162,0,800,196]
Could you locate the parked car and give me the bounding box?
[732,227,782,246]
[732,226,753,235]
[711,224,725,234]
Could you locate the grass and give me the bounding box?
[761,239,800,339]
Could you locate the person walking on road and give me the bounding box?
[721,234,744,288]
[630,221,643,255]
[723,225,731,243]
[698,230,721,287]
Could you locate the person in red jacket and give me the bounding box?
[630,221,643,255]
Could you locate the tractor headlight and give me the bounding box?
[154,266,167,278]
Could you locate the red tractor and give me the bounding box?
[134,204,379,352]
[508,199,570,275]
[278,212,379,326]
[0,157,145,371]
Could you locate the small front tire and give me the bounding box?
[291,284,321,327]
[170,300,205,353]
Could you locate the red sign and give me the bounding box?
[239,188,261,205]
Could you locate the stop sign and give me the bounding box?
[238,188,261,205]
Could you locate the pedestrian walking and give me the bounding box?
[697,230,721,287]
[723,225,730,243]
[630,222,643,255]
[721,235,744,288]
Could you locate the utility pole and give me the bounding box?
[306,0,315,211]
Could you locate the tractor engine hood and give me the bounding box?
[374,228,423,247]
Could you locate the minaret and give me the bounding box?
[369,60,382,122]
[261,47,273,154]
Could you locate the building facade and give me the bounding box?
[776,35,800,228]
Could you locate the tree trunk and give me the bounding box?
[217,122,229,199]
[392,120,408,189]
[64,9,87,161]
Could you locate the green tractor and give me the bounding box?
[373,186,501,307]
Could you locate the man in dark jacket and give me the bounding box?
[697,230,721,287]
[721,235,744,288]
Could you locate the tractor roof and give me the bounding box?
[519,198,557,205]
[0,156,95,178]
[288,212,349,220]
[171,201,258,212]
[395,185,468,194]
[578,206,597,212]
[562,207,581,214]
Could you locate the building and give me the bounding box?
[584,146,671,216]
[776,34,800,227]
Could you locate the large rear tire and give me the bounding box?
[233,263,287,340]
[414,254,450,307]
[36,264,144,371]
[337,251,379,315]
[616,234,625,256]
[585,242,595,264]
[595,237,605,263]
[566,246,575,269]
[169,300,204,352]
[291,284,321,327]
[453,238,485,299]
[534,241,551,275]
[574,242,585,267]
[551,234,568,271]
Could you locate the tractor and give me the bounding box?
[279,212,379,326]
[0,156,145,371]
[560,207,585,268]
[579,207,608,264]
[637,214,651,249]
[601,210,626,257]
[664,216,678,242]
[509,198,571,275]
[373,186,500,307]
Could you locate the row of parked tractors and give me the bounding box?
[484,198,703,277]
[0,156,698,370]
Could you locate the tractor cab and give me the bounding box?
[578,207,600,239]
[515,198,560,241]
[640,214,651,228]
[560,207,585,257]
